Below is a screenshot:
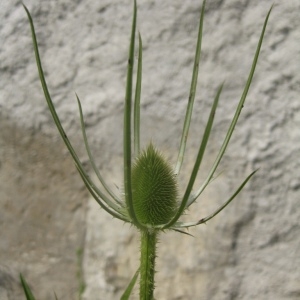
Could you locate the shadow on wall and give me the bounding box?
[0,117,87,300]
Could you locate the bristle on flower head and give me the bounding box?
[131,143,178,226]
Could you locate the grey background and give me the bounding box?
[0,0,299,299]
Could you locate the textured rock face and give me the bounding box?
[1,0,299,299]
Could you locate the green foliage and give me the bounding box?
[121,268,140,300]
[20,274,36,300]
[76,248,86,299]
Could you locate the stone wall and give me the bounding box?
[1,0,299,299]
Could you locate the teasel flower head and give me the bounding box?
[23,0,272,234]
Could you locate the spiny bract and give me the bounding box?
[131,144,178,226]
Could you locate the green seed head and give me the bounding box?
[131,143,178,226]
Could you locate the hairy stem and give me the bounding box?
[140,230,157,300]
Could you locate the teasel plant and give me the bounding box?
[21,0,272,299]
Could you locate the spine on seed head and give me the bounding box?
[131,143,178,227]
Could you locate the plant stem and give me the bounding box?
[140,230,157,300]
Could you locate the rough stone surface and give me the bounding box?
[1,0,299,299]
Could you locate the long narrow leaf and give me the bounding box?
[76,94,123,208]
[23,4,76,161]
[174,0,206,175]
[76,165,130,222]
[172,170,257,229]
[23,4,123,218]
[123,0,140,228]
[134,32,143,157]
[120,268,140,300]
[189,6,273,207]
[163,84,223,229]
[172,228,194,237]
[198,172,257,224]
[20,274,36,300]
